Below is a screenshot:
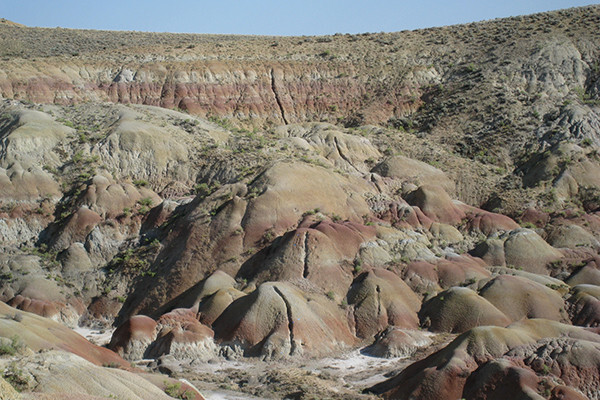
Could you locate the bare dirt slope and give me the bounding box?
[1,5,600,400]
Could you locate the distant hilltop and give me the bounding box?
[0,18,25,27]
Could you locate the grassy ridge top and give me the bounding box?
[0,5,598,61]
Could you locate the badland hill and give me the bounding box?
[1,5,600,399]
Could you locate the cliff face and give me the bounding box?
[0,60,425,126]
[1,4,597,135]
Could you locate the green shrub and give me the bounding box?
[353,259,363,274]
[164,381,195,399]
[72,151,84,163]
[138,197,153,207]
[3,362,29,391]
[133,179,149,187]
[193,183,210,196]
[0,335,24,356]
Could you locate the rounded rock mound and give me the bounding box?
[212,281,356,359]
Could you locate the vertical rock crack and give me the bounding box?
[302,232,310,278]
[376,285,382,317]
[270,68,289,125]
[333,136,359,172]
[273,286,297,355]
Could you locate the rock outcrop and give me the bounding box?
[0,5,600,399]
[369,319,600,400]
[213,282,356,359]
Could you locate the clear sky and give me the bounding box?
[2,0,598,36]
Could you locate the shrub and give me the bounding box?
[133,179,149,187]
[3,362,29,391]
[353,259,363,274]
[72,151,84,163]
[194,183,210,196]
[138,197,153,207]
[164,381,195,399]
[0,335,24,356]
[520,221,536,229]
[262,229,276,242]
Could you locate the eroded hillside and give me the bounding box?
[1,6,600,400]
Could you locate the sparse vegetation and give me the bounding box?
[164,381,195,399]
[0,7,600,399]
[0,335,24,356]
[138,197,153,207]
[2,362,29,391]
[133,179,149,187]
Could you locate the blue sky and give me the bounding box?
[2,1,598,36]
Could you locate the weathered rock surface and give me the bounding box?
[364,327,433,358]
[347,268,421,338]
[568,284,600,327]
[419,287,511,333]
[213,282,356,359]
[478,275,570,323]
[108,309,217,362]
[373,156,455,194]
[241,220,375,298]
[0,5,600,399]
[369,319,600,400]
[0,302,127,368]
[0,351,189,400]
[472,228,564,274]
[108,315,157,360]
